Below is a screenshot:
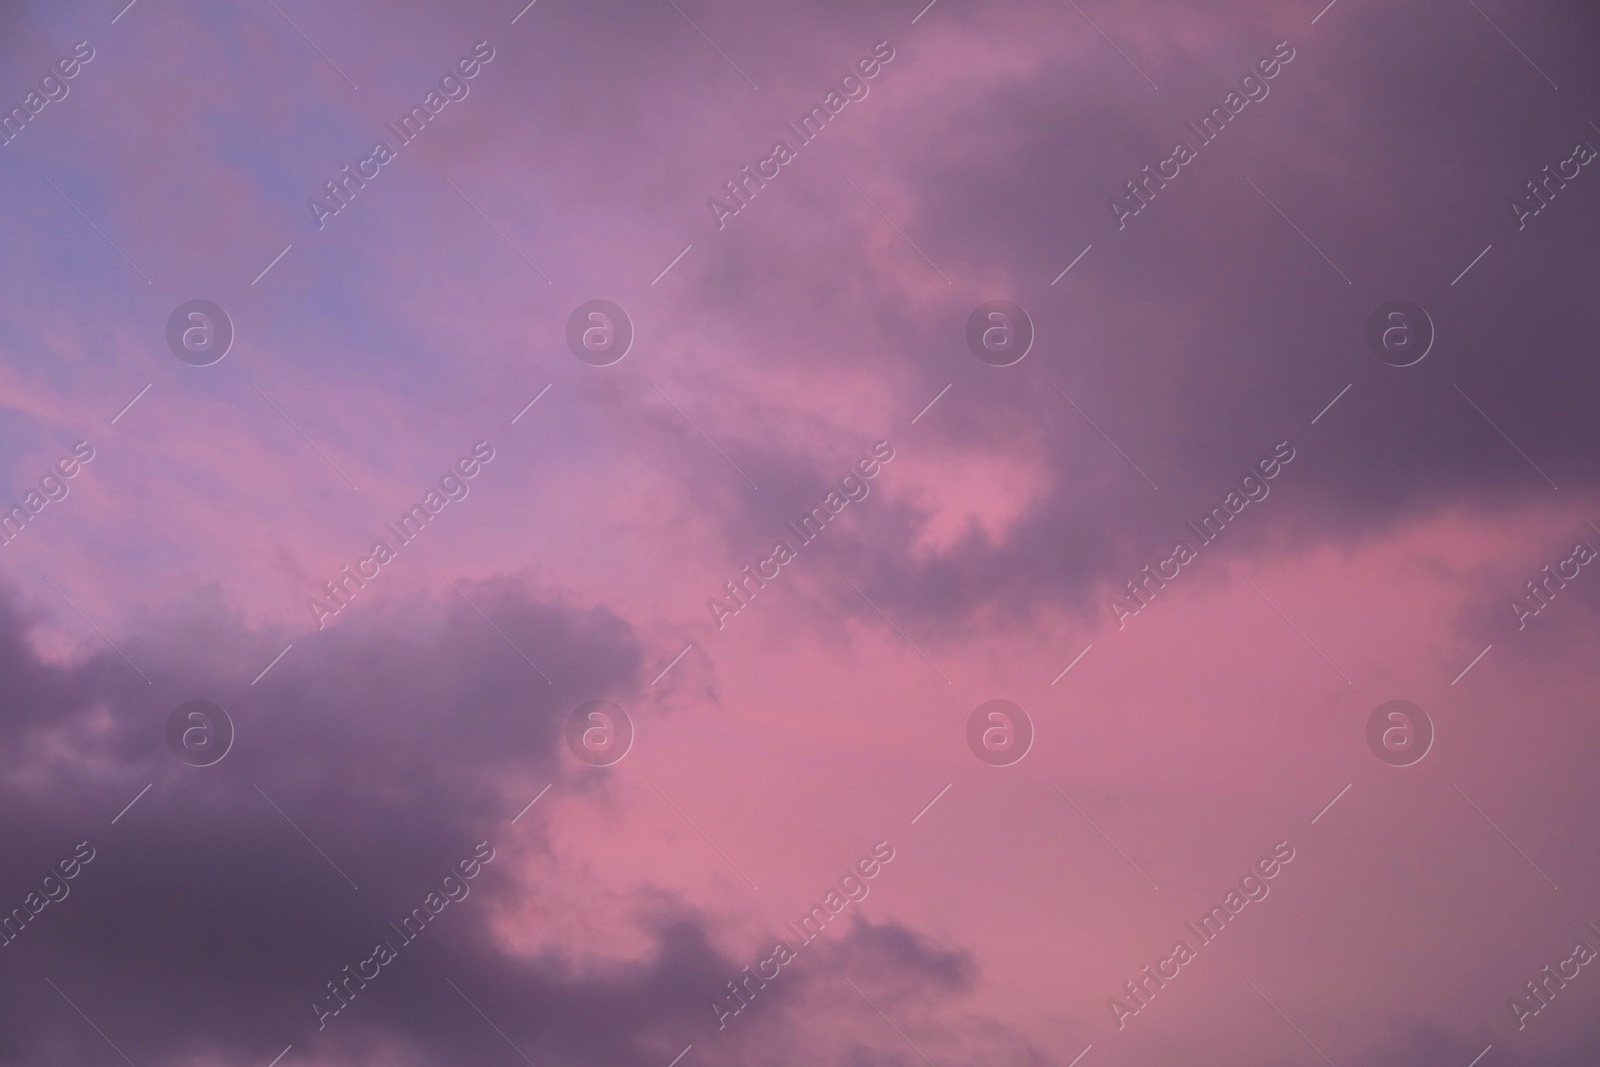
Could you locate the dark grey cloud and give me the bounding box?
[655,0,1600,640]
[0,583,1014,1067]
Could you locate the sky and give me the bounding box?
[1,0,1599,1064]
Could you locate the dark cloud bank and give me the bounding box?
[0,582,1008,1067]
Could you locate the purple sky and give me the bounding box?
[1,0,1599,1065]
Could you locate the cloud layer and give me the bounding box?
[1,0,1599,1064]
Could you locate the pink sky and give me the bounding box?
[0,0,1598,1065]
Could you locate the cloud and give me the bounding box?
[0,581,1033,1067]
